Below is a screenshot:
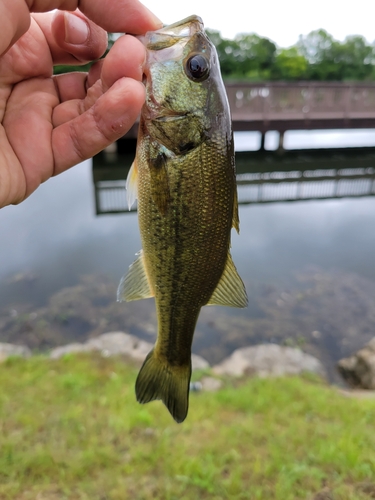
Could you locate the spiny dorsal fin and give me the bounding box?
[126,160,138,210]
[206,252,248,308]
[117,250,154,302]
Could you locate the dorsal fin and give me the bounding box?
[206,252,247,308]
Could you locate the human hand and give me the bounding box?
[0,0,161,208]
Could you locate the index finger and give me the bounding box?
[29,0,162,34]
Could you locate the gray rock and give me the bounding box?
[337,338,375,389]
[200,376,223,392]
[50,331,210,370]
[86,332,151,364]
[191,353,210,371]
[212,343,325,378]
[50,332,151,365]
[50,343,95,359]
[0,342,31,362]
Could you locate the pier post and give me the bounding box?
[278,131,285,153]
[260,132,266,151]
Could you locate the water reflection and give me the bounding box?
[93,148,375,214]
[1,143,375,381]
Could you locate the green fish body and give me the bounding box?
[118,16,247,423]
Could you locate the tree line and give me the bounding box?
[206,29,375,81]
[54,30,375,82]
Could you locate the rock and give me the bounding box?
[50,332,151,365]
[212,343,326,378]
[86,332,151,364]
[50,343,95,359]
[191,353,210,371]
[337,338,375,389]
[0,342,31,362]
[200,376,223,392]
[50,331,210,370]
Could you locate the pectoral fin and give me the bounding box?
[126,160,138,210]
[206,252,248,308]
[117,250,154,302]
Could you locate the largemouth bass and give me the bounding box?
[118,15,247,423]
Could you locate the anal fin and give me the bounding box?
[117,250,154,302]
[206,252,248,308]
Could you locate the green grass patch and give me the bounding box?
[0,353,374,499]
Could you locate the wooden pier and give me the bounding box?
[117,81,375,153]
[227,81,375,132]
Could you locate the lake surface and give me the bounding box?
[2,131,375,381]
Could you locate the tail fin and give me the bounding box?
[135,349,191,423]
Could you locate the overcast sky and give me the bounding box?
[141,0,375,47]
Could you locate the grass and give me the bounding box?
[0,354,375,499]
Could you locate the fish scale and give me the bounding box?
[139,141,232,351]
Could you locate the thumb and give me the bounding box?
[32,10,108,65]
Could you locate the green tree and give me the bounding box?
[297,29,340,80]
[206,29,242,77]
[271,47,308,80]
[206,29,276,79]
[234,33,276,78]
[297,30,375,81]
[334,35,374,80]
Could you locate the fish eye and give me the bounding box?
[185,54,210,82]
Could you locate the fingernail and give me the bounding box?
[64,13,89,45]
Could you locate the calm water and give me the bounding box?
[2,131,375,377]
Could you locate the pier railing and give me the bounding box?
[226,82,375,131]
[118,82,375,148]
